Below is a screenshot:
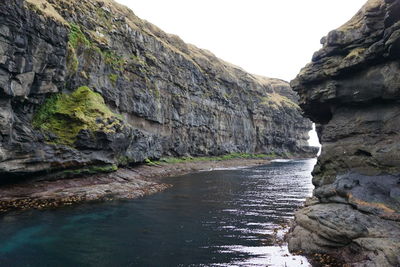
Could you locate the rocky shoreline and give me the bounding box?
[287,0,400,266]
[0,158,272,213]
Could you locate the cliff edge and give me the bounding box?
[0,0,316,180]
[288,0,400,266]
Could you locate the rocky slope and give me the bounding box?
[0,0,315,180]
[287,0,400,266]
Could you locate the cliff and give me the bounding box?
[0,0,315,180]
[288,0,400,266]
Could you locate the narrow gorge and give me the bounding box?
[4,0,399,266]
[288,0,400,266]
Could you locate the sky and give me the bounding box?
[116,0,367,81]
[115,0,367,147]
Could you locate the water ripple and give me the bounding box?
[0,158,316,267]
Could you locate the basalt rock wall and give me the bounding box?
[288,0,400,266]
[0,0,315,179]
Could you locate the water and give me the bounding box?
[0,159,316,267]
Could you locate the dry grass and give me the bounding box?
[345,48,367,60]
[338,0,383,32]
[25,0,67,25]
[261,92,298,109]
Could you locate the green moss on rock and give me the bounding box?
[33,86,122,146]
[151,153,275,165]
[68,23,91,49]
[67,22,128,76]
[103,51,125,71]
[66,43,79,74]
[60,164,118,178]
[344,47,366,60]
[108,73,118,85]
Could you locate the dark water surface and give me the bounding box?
[0,159,316,267]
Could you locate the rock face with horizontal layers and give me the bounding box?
[288,0,400,266]
[0,0,315,180]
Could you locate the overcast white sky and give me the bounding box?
[116,0,367,81]
[115,0,367,147]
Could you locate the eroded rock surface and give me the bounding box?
[0,0,315,180]
[288,0,400,266]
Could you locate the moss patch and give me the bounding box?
[145,158,158,166]
[95,7,113,30]
[60,164,118,178]
[68,23,91,49]
[150,153,275,165]
[33,86,122,146]
[130,54,147,66]
[103,51,125,71]
[344,48,366,60]
[67,22,132,79]
[66,43,79,74]
[108,73,118,85]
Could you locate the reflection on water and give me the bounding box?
[0,159,316,266]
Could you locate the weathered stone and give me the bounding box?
[0,99,12,137]
[287,0,400,266]
[0,0,316,179]
[10,72,35,97]
[290,204,400,266]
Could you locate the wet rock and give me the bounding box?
[290,204,400,266]
[288,0,400,266]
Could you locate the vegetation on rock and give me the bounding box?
[32,86,123,146]
[288,0,400,265]
[66,43,79,74]
[260,93,298,109]
[108,73,118,85]
[68,23,91,49]
[25,0,67,25]
[147,153,276,166]
[60,164,118,177]
[0,0,315,179]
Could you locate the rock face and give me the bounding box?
[288,0,400,266]
[0,0,315,179]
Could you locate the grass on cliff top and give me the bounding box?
[146,153,276,166]
[33,86,122,146]
[261,93,298,109]
[25,0,68,25]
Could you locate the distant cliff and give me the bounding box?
[288,0,400,266]
[0,0,315,179]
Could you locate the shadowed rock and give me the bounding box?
[287,0,400,266]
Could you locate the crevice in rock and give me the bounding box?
[354,149,372,157]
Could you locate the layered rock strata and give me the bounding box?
[288,0,400,266]
[0,0,315,180]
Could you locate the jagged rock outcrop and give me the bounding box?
[288,0,400,266]
[0,0,315,179]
